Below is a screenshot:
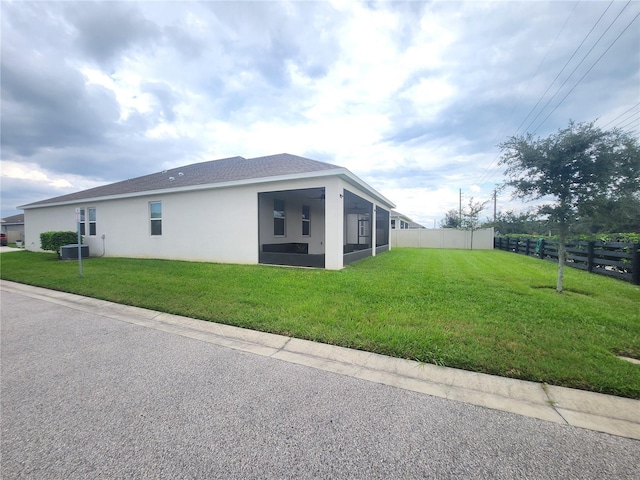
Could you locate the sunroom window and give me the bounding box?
[274,199,285,236]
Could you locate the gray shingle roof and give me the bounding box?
[1,213,24,224]
[22,154,342,208]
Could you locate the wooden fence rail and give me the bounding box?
[494,237,640,285]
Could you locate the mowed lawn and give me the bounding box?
[1,248,639,398]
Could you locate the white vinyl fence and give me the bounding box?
[390,228,494,250]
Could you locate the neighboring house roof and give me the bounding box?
[390,210,411,221]
[1,214,24,225]
[21,153,394,209]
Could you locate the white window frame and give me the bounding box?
[88,207,97,236]
[274,199,286,236]
[79,208,86,235]
[302,205,310,236]
[150,201,162,236]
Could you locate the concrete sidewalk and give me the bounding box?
[1,279,638,441]
[0,246,23,253]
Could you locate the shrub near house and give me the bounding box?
[40,231,79,253]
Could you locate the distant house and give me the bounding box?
[20,154,395,270]
[1,213,25,243]
[390,210,425,230]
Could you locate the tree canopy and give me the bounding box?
[498,120,639,292]
[440,209,461,229]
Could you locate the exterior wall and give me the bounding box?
[390,228,495,250]
[323,177,344,270]
[2,224,25,243]
[391,216,411,230]
[25,185,259,264]
[24,208,74,252]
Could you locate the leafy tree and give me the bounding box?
[486,209,554,236]
[499,120,640,292]
[461,197,488,249]
[440,209,461,228]
[573,192,640,234]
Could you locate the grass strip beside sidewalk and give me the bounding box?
[1,248,639,398]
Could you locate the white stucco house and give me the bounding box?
[1,213,25,243]
[20,154,395,270]
[390,210,425,230]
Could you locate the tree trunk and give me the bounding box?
[557,230,566,293]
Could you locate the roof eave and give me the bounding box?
[22,168,395,210]
[20,168,395,210]
[338,170,395,209]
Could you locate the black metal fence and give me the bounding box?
[494,237,640,285]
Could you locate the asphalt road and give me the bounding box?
[1,288,638,479]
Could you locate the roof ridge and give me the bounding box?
[20,154,343,208]
[249,153,342,169]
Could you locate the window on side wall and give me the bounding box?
[150,202,162,236]
[88,207,97,236]
[391,219,396,229]
[302,205,310,236]
[79,208,86,235]
[274,199,285,236]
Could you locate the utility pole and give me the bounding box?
[459,188,462,227]
[493,188,497,223]
[75,208,83,278]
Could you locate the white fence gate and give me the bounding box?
[390,228,494,250]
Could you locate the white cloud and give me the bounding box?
[1,0,638,222]
[400,76,457,119]
[0,161,99,191]
[3,163,64,186]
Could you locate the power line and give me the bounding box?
[616,113,640,131]
[514,0,608,136]
[527,1,633,134]
[600,102,640,128]
[531,9,640,134]
[612,110,640,129]
[471,2,609,190]
[464,2,639,202]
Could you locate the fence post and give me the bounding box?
[538,239,545,259]
[632,243,640,286]
[587,241,594,273]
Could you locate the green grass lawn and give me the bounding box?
[2,248,639,398]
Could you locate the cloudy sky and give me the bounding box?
[1,1,638,226]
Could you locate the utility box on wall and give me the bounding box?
[60,244,89,260]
